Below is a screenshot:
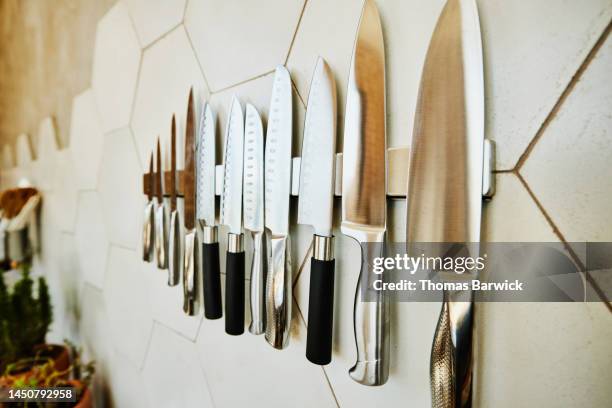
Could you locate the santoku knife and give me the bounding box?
[142,151,155,262]
[341,0,389,386]
[298,57,337,365]
[168,115,182,286]
[154,137,168,270]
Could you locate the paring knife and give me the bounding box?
[168,115,182,286]
[298,57,337,365]
[154,137,168,270]
[244,103,265,335]
[341,0,389,386]
[220,96,245,335]
[142,152,155,262]
[264,66,293,350]
[406,0,485,406]
[197,102,222,319]
[183,88,200,316]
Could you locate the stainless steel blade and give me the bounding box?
[297,57,337,237]
[243,103,264,233]
[220,96,244,234]
[197,102,216,227]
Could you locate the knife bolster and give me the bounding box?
[228,232,244,253]
[314,235,334,261]
[202,225,218,244]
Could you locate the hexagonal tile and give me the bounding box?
[184,0,305,91]
[35,117,60,191]
[69,89,105,190]
[131,25,207,167]
[142,323,215,407]
[1,144,13,169]
[46,150,79,233]
[104,245,153,368]
[107,348,151,408]
[15,133,33,166]
[75,192,109,290]
[92,2,142,132]
[98,127,144,249]
[124,0,187,47]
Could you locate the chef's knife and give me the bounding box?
[168,115,182,286]
[183,88,199,316]
[142,152,155,262]
[264,66,293,350]
[154,137,168,270]
[406,0,484,406]
[341,0,389,386]
[298,57,337,365]
[220,96,245,335]
[197,102,222,319]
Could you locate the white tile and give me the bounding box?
[15,133,33,166]
[2,144,13,169]
[521,37,612,242]
[47,150,79,233]
[92,2,142,133]
[98,127,144,249]
[124,0,186,47]
[142,323,215,407]
[106,348,151,408]
[184,0,305,91]
[75,192,109,290]
[34,117,60,191]
[104,245,154,368]
[69,89,105,190]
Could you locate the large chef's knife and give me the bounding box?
[341,0,389,386]
[243,103,265,335]
[167,115,182,286]
[264,66,293,350]
[154,137,168,270]
[197,102,222,319]
[298,57,337,365]
[142,152,155,262]
[183,88,199,316]
[220,97,245,335]
[406,0,484,406]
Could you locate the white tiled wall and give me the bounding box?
[1,1,611,407]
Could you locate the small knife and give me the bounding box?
[154,137,168,270]
[197,102,222,319]
[142,152,155,262]
[264,66,293,350]
[243,103,265,335]
[341,0,389,386]
[220,96,245,335]
[298,57,337,365]
[167,115,182,286]
[183,88,200,316]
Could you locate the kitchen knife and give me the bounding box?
[264,66,293,350]
[183,88,199,316]
[197,102,222,319]
[244,103,265,335]
[142,152,155,262]
[298,57,337,365]
[167,115,182,286]
[154,137,168,270]
[220,96,245,335]
[406,0,485,406]
[341,0,389,386]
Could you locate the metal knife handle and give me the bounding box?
[183,230,199,316]
[225,233,245,335]
[248,231,266,335]
[155,204,168,269]
[167,210,181,286]
[142,201,155,262]
[202,225,222,319]
[349,239,389,386]
[431,292,474,408]
[265,234,292,349]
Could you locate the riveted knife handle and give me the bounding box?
[202,226,222,319]
[306,255,335,365]
[183,230,199,316]
[167,210,181,286]
[249,231,266,335]
[142,201,155,262]
[265,235,292,349]
[225,233,245,335]
[155,204,168,269]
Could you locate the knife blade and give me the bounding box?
[244,103,265,335]
[154,137,168,270]
[406,0,484,406]
[183,88,199,316]
[341,0,388,386]
[168,115,182,286]
[142,152,155,262]
[197,102,222,319]
[220,96,245,335]
[298,57,337,365]
[264,65,293,349]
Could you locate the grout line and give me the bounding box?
[127,52,144,128]
[139,320,156,372]
[291,78,306,108]
[154,318,201,343]
[182,0,190,23]
[182,24,213,94]
[210,70,275,95]
[292,239,314,289]
[283,0,309,65]
[321,366,341,408]
[142,21,184,52]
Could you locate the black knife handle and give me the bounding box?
[306,257,336,365]
[225,251,245,335]
[202,242,222,319]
